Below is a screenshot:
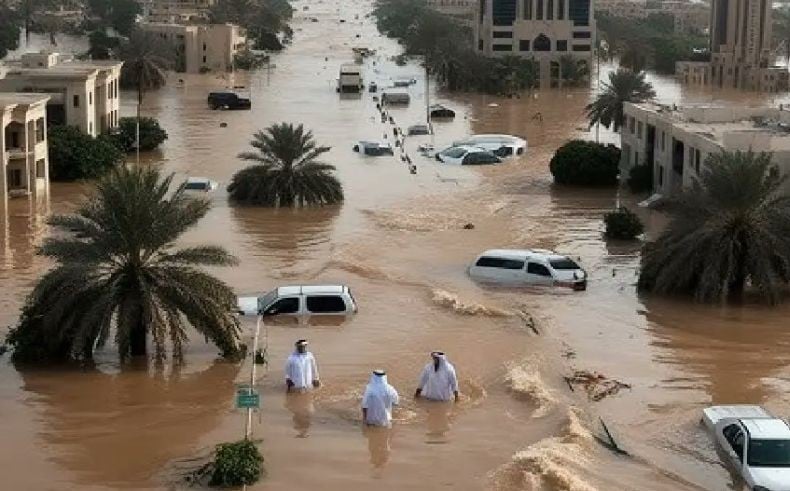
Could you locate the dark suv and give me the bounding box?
[207,92,251,110]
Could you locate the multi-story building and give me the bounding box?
[142,0,216,23]
[474,0,596,88]
[428,0,476,26]
[620,102,790,196]
[138,23,246,73]
[676,0,787,91]
[0,52,123,137]
[1,93,50,205]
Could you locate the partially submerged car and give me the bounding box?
[469,249,587,290]
[353,141,394,156]
[453,134,527,158]
[435,145,501,165]
[180,177,218,193]
[429,104,455,119]
[238,285,358,321]
[407,124,430,136]
[703,405,790,491]
[207,91,251,110]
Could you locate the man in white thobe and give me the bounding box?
[415,351,459,402]
[362,370,400,427]
[285,339,320,392]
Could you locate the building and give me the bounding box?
[676,0,787,91]
[428,0,476,26]
[1,93,50,205]
[0,52,123,137]
[138,23,246,73]
[474,0,596,88]
[595,0,709,35]
[620,102,790,196]
[142,0,216,23]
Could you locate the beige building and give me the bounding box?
[141,0,216,23]
[676,0,787,91]
[138,23,246,73]
[428,0,476,16]
[474,0,596,88]
[1,93,50,205]
[620,102,790,196]
[0,52,123,137]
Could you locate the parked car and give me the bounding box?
[353,141,394,156]
[381,91,410,105]
[207,92,251,110]
[453,134,527,158]
[703,405,790,491]
[393,77,416,87]
[429,104,455,119]
[436,145,501,165]
[469,249,587,290]
[237,285,358,320]
[179,177,218,193]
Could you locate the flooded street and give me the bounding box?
[4,1,790,490]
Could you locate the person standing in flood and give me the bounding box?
[415,351,459,402]
[362,370,399,427]
[285,340,320,392]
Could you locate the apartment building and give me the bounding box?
[141,0,216,23]
[0,52,123,137]
[1,93,50,205]
[474,0,596,88]
[138,23,246,73]
[620,102,790,196]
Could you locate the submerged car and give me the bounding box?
[468,249,587,290]
[180,177,218,193]
[429,104,455,119]
[407,124,430,136]
[436,145,501,165]
[207,91,251,110]
[238,285,358,319]
[453,134,527,158]
[353,141,394,156]
[703,405,790,491]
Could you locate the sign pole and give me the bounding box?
[245,315,262,440]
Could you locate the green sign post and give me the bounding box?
[236,387,261,409]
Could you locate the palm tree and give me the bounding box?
[586,68,655,132]
[774,6,790,68]
[228,123,344,207]
[119,30,174,163]
[639,151,790,304]
[7,166,241,363]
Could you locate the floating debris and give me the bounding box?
[564,370,631,401]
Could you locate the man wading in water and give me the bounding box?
[415,351,459,403]
[285,340,321,392]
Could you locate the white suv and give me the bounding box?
[238,285,358,319]
[468,249,587,290]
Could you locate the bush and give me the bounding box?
[112,117,168,152]
[210,440,263,487]
[604,207,644,240]
[549,140,621,186]
[627,164,653,193]
[48,126,125,181]
[234,50,268,70]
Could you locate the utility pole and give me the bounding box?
[245,315,262,440]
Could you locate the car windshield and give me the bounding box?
[259,290,279,311]
[183,181,208,190]
[441,147,468,158]
[550,258,580,270]
[748,439,790,467]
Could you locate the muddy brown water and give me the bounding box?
[4,1,790,490]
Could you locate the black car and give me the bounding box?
[207,92,251,110]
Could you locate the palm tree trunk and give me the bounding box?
[136,86,142,165]
[130,326,148,356]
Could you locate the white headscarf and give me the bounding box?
[418,352,458,401]
[362,370,399,426]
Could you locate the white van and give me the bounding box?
[237,285,358,318]
[453,134,527,158]
[468,249,587,290]
[338,64,363,93]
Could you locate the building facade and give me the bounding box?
[595,0,709,35]
[138,23,246,73]
[474,0,596,88]
[621,102,790,196]
[676,0,787,91]
[1,93,50,205]
[141,0,216,23]
[0,52,122,137]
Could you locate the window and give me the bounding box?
[492,0,517,25]
[475,257,525,270]
[527,263,552,276]
[520,40,530,51]
[661,131,665,151]
[266,297,300,315]
[203,42,207,51]
[549,258,580,270]
[492,44,513,52]
[637,121,643,139]
[748,439,790,467]
[568,0,590,26]
[533,34,551,51]
[536,0,543,19]
[35,159,45,178]
[493,31,513,38]
[629,117,635,134]
[572,44,591,51]
[36,119,44,142]
[73,95,79,107]
[573,31,591,38]
[202,55,207,63]
[524,0,532,19]
[634,151,639,165]
[556,40,567,51]
[547,0,553,19]
[478,39,484,51]
[89,122,93,134]
[89,91,92,104]
[695,149,701,173]
[558,0,565,19]
[658,165,664,186]
[306,296,347,313]
[10,131,19,148]
[463,152,500,165]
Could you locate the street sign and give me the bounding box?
[236,388,261,409]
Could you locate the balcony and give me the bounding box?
[5,147,31,159]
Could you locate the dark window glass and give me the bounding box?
[556,40,567,51]
[568,0,590,26]
[527,263,552,276]
[492,44,513,51]
[478,39,484,51]
[492,0,517,25]
[520,40,530,51]
[572,44,591,51]
[475,257,525,269]
[536,0,543,19]
[463,152,499,165]
[748,439,790,467]
[524,0,532,19]
[183,182,208,190]
[558,0,564,19]
[73,95,79,107]
[268,297,299,314]
[306,296,347,313]
[547,0,553,19]
[549,258,580,270]
[493,31,513,38]
[572,31,591,38]
[534,34,551,51]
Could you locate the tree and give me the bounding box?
[604,207,644,240]
[228,123,344,207]
[774,6,790,67]
[209,0,293,50]
[0,2,21,59]
[639,151,790,304]
[48,125,125,181]
[549,139,621,186]
[87,0,141,36]
[112,117,168,152]
[7,166,241,362]
[586,68,656,132]
[87,30,120,59]
[559,54,589,87]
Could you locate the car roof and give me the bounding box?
[462,134,526,144]
[478,249,569,261]
[442,145,491,154]
[186,177,210,184]
[742,418,790,439]
[277,285,347,296]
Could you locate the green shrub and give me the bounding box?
[234,50,268,70]
[112,117,168,152]
[627,164,653,193]
[210,440,263,487]
[604,207,644,240]
[549,140,621,186]
[48,125,125,181]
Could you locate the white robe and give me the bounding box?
[285,351,319,390]
[418,356,458,401]
[362,374,400,427]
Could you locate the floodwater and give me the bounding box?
[3,1,790,490]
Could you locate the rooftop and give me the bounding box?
[742,418,790,440]
[0,92,51,110]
